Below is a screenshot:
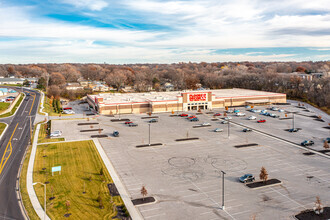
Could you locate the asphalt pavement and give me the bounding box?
[0,88,40,220]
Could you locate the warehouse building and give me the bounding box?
[87,88,286,115]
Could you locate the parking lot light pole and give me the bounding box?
[33,182,46,220]
[227,120,230,139]
[148,123,151,146]
[221,170,226,210]
[292,112,295,130]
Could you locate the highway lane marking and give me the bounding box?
[29,93,36,115]
[0,123,19,175]
[20,96,30,116]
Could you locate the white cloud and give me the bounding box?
[59,0,109,11]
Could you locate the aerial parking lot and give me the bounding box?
[51,104,330,220]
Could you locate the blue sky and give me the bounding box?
[0,0,329,63]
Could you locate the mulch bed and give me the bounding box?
[169,115,179,117]
[303,109,310,112]
[196,113,203,115]
[91,135,108,138]
[234,143,259,148]
[314,118,325,122]
[136,143,163,148]
[105,115,115,117]
[108,183,120,196]
[295,207,330,220]
[205,112,214,114]
[77,122,99,126]
[86,113,95,116]
[131,197,155,205]
[284,128,302,131]
[141,116,159,119]
[323,126,330,130]
[111,119,130,122]
[318,150,330,154]
[303,152,315,156]
[113,205,131,220]
[193,125,211,128]
[175,137,199,141]
[310,115,320,118]
[273,103,290,105]
[245,179,281,189]
[80,129,104,132]
[211,118,219,121]
[279,117,293,120]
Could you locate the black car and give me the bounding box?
[128,123,138,127]
[243,128,252,132]
[326,137,330,143]
[288,128,298,132]
[148,119,158,123]
[301,140,314,146]
[239,174,255,183]
[113,131,119,137]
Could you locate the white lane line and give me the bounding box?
[270,188,307,209]
[144,213,166,219]
[231,209,252,216]
[140,207,161,212]
[20,99,29,116]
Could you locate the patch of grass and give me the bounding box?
[0,93,24,118]
[19,145,40,220]
[38,122,64,143]
[33,141,126,219]
[0,123,7,136]
[43,96,61,116]
[0,102,10,112]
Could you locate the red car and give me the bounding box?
[188,115,196,119]
[125,121,133,124]
[214,113,221,116]
[257,119,266,123]
[63,107,72,110]
[180,113,188,117]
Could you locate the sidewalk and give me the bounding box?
[26,123,51,220]
[92,138,143,220]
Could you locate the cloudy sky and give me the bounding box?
[0,0,330,63]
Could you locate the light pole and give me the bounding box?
[221,170,226,210]
[148,123,151,145]
[33,182,46,220]
[227,119,230,139]
[292,112,295,130]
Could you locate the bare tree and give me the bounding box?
[314,196,323,215]
[259,167,268,183]
[141,186,148,201]
[324,141,329,150]
[65,200,71,212]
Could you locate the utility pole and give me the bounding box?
[221,170,226,210]
[148,124,151,146]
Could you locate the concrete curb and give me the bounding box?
[92,138,143,220]
[0,93,25,118]
[26,124,51,220]
[39,91,48,117]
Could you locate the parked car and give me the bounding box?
[260,110,267,114]
[233,109,240,113]
[226,109,233,113]
[221,120,228,124]
[278,109,284,113]
[248,116,256,120]
[188,115,196,119]
[50,130,62,137]
[271,107,279,111]
[326,137,330,143]
[254,109,261,113]
[202,122,210,126]
[288,128,298,132]
[214,128,223,132]
[128,123,138,127]
[190,117,199,122]
[269,113,279,118]
[180,113,188,117]
[224,116,232,120]
[213,113,221,116]
[148,119,158,123]
[125,121,133,124]
[301,140,314,146]
[63,107,72,110]
[257,119,266,123]
[63,110,75,114]
[236,112,246,117]
[243,128,252,132]
[239,174,255,183]
[113,131,119,137]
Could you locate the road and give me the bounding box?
[0,88,40,220]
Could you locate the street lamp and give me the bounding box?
[292,112,295,130]
[33,182,46,220]
[227,119,230,139]
[221,170,226,210]
[148,123,151,145]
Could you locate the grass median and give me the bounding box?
[33,140,127,219]
[0,123,7,136]
[0,93,23,118]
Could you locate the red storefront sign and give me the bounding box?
[189,93,207,102]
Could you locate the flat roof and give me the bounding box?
[89,88,285,105]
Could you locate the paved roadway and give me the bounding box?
[0,88,40,220]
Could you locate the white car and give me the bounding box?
[226,109,234,113]
[271,107,279,111]
[278,109,284,113]
[214,128,223,132]
[236,113,246,117]
[202,122,211,126]
[248,116,256,120]
[254,109,261,113]
[224,116,232,120]
[50,130,62,137]
[63,110,75,114]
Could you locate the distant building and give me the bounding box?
[90,82,110,92]
[66,83,84,90]
[0,77,25,85]
[0,88,8,96]
[79,80,90,88]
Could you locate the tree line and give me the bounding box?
[0,61,329,111]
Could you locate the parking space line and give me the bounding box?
[231,209,251,216]
[270,188,307,209]
[144,213,166,219]
[140,207,161,212]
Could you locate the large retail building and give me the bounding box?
[87,88,286,115]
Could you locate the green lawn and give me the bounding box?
[33,141,127,219]
[0,94,23,118]
[38,123,64,143]
[43,96,61,116]
[0,123,7,136]
[0,102,10,112]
